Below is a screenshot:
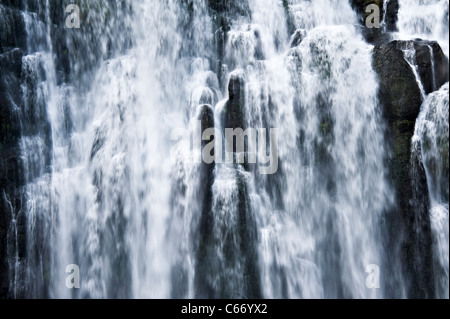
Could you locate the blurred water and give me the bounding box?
[4,0,447,299]
[397,0,449,56]
[412,83,449,298]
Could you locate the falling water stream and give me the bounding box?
[397,0,449,56]
[412,83,449,298]
[1,0,448,299]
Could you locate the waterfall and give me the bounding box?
[412,83,449,298]
[45,0,216,298]
[402,41,427,98]
[381,0,391,28]
[397,0,449,56]
[397,0,449,299]
[1,0,448,299]
[269,4,394,298]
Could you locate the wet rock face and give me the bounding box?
[208,0,229,12]
[351,0,383,21]
[208,0,249,16]
[0,3,27,298]
[350,0,399,43]
[1,0,133,298]
[207,0,251,81]
[374,41,419,296]
[1,0,26,9]
[373,41,424,122]
[194,104,216,298]
[373,39,448,128]
[195,74,262,299]
[224,73,246,130]
[0,4,26,53]
[373,40,449,183]
[373,39,449,298]
[413,40,449,94]
[290,29,307,48]
[350,0,399,29]
[1,1,55,299]
[384,0,399,32]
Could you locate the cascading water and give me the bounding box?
[397,0,449,56]
[397,0,449,299]
[1,0,448,299]
[46,0,217,299]
[412,83,449,298]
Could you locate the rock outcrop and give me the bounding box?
[207,0,250,83]
[1,0,448,300]
[1,4,26,299]
[195,72,262,298]
[1,0,130,298]
[413,40,449,94]
[194,104,216,298]
[373,39,449,298]
[350,0,399,43]
[350,0,399,31]
[223,72,246,130]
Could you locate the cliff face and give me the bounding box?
[350,0,449,298]
[1,0,448,299]
[373,39,448,298]
[197,0,449,299]
[350,0,399,30]
[1,2,27,298]
[1,0,135,298]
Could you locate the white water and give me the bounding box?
[412,83,449,298]
[211,0,395,298]
[46,0,217,298]
[5,0,447,299]
[398,0,449,300]
[402,41,427,98]
[397,0,449,57]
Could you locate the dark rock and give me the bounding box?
[350,0,399,30]
[195,94,261,298]
[208,0,250,83]
[413,40,449,94]
[223,72,246,130]
[207,0,249,17]
[290,29,307,48]
[0,1,57,298]
[385,0,399,31]
[350,0,384,24]
[199,104,215,135]
[432,43,450,90]
[1,0,135,299]
[405,142,435,298]
[194,104,217,298]
[0,1,26,10]
[350,0,399,43]
[0,47,25,299]
[373,41,424,121]
[233,170,262,299]
[0,3,27,53]
[372,39,438,298]
[223,72,255,172]
[360,26,394,45]
[281,0,296,36]
[377,39,449,95]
